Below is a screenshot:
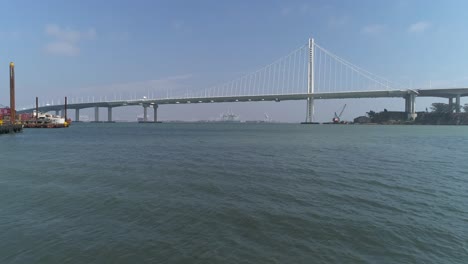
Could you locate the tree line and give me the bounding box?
[430,103,468,113]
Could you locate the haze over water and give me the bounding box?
[1,123,467,263]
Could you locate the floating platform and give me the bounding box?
[0,124,23,134]
[300,122,321,125]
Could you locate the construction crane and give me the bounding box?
[332,104,347,123]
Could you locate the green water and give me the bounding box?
[1,123,467,263]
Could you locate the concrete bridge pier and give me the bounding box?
[404,96,410,113]
[405,94,417,120]
[94,106,99,122]
[404,95,409,113]
[448,97,454,112]
[55,110,60,116]
[107,107,113,122]
[143,105,148,122]
[305,98,314,123]
[153,104,159,123]
[75,109,80,122]
[456,95,461,113]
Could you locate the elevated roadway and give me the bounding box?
[17,88,468,122]
[17,89,417,122]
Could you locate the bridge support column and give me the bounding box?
[455,95,461,113]
[305,98,314,123]
[405,94,417,120]
[94,106,99,122]
[448,97,454,112]
[410,93,416,120]
[143,105,148,122]
[107,107,113,122]
[153,104,159,123]
[55,110,60,116]
[405,96,409,113]
[75,109,80,122]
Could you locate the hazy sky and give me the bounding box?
[1,0,467,122]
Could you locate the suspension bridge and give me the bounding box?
[18,38,468,122]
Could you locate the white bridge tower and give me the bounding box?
[305,38,315,123]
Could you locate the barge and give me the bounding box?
[22,111,70,128]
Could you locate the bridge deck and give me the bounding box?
[416,88,468,98]
[17,88,468,114]
[18,89,416,113]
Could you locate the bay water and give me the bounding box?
[1,123,467,263]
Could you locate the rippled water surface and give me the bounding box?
[1,123,467,263]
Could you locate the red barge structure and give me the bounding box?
[0,62,23,134]
[0,62,70,132]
